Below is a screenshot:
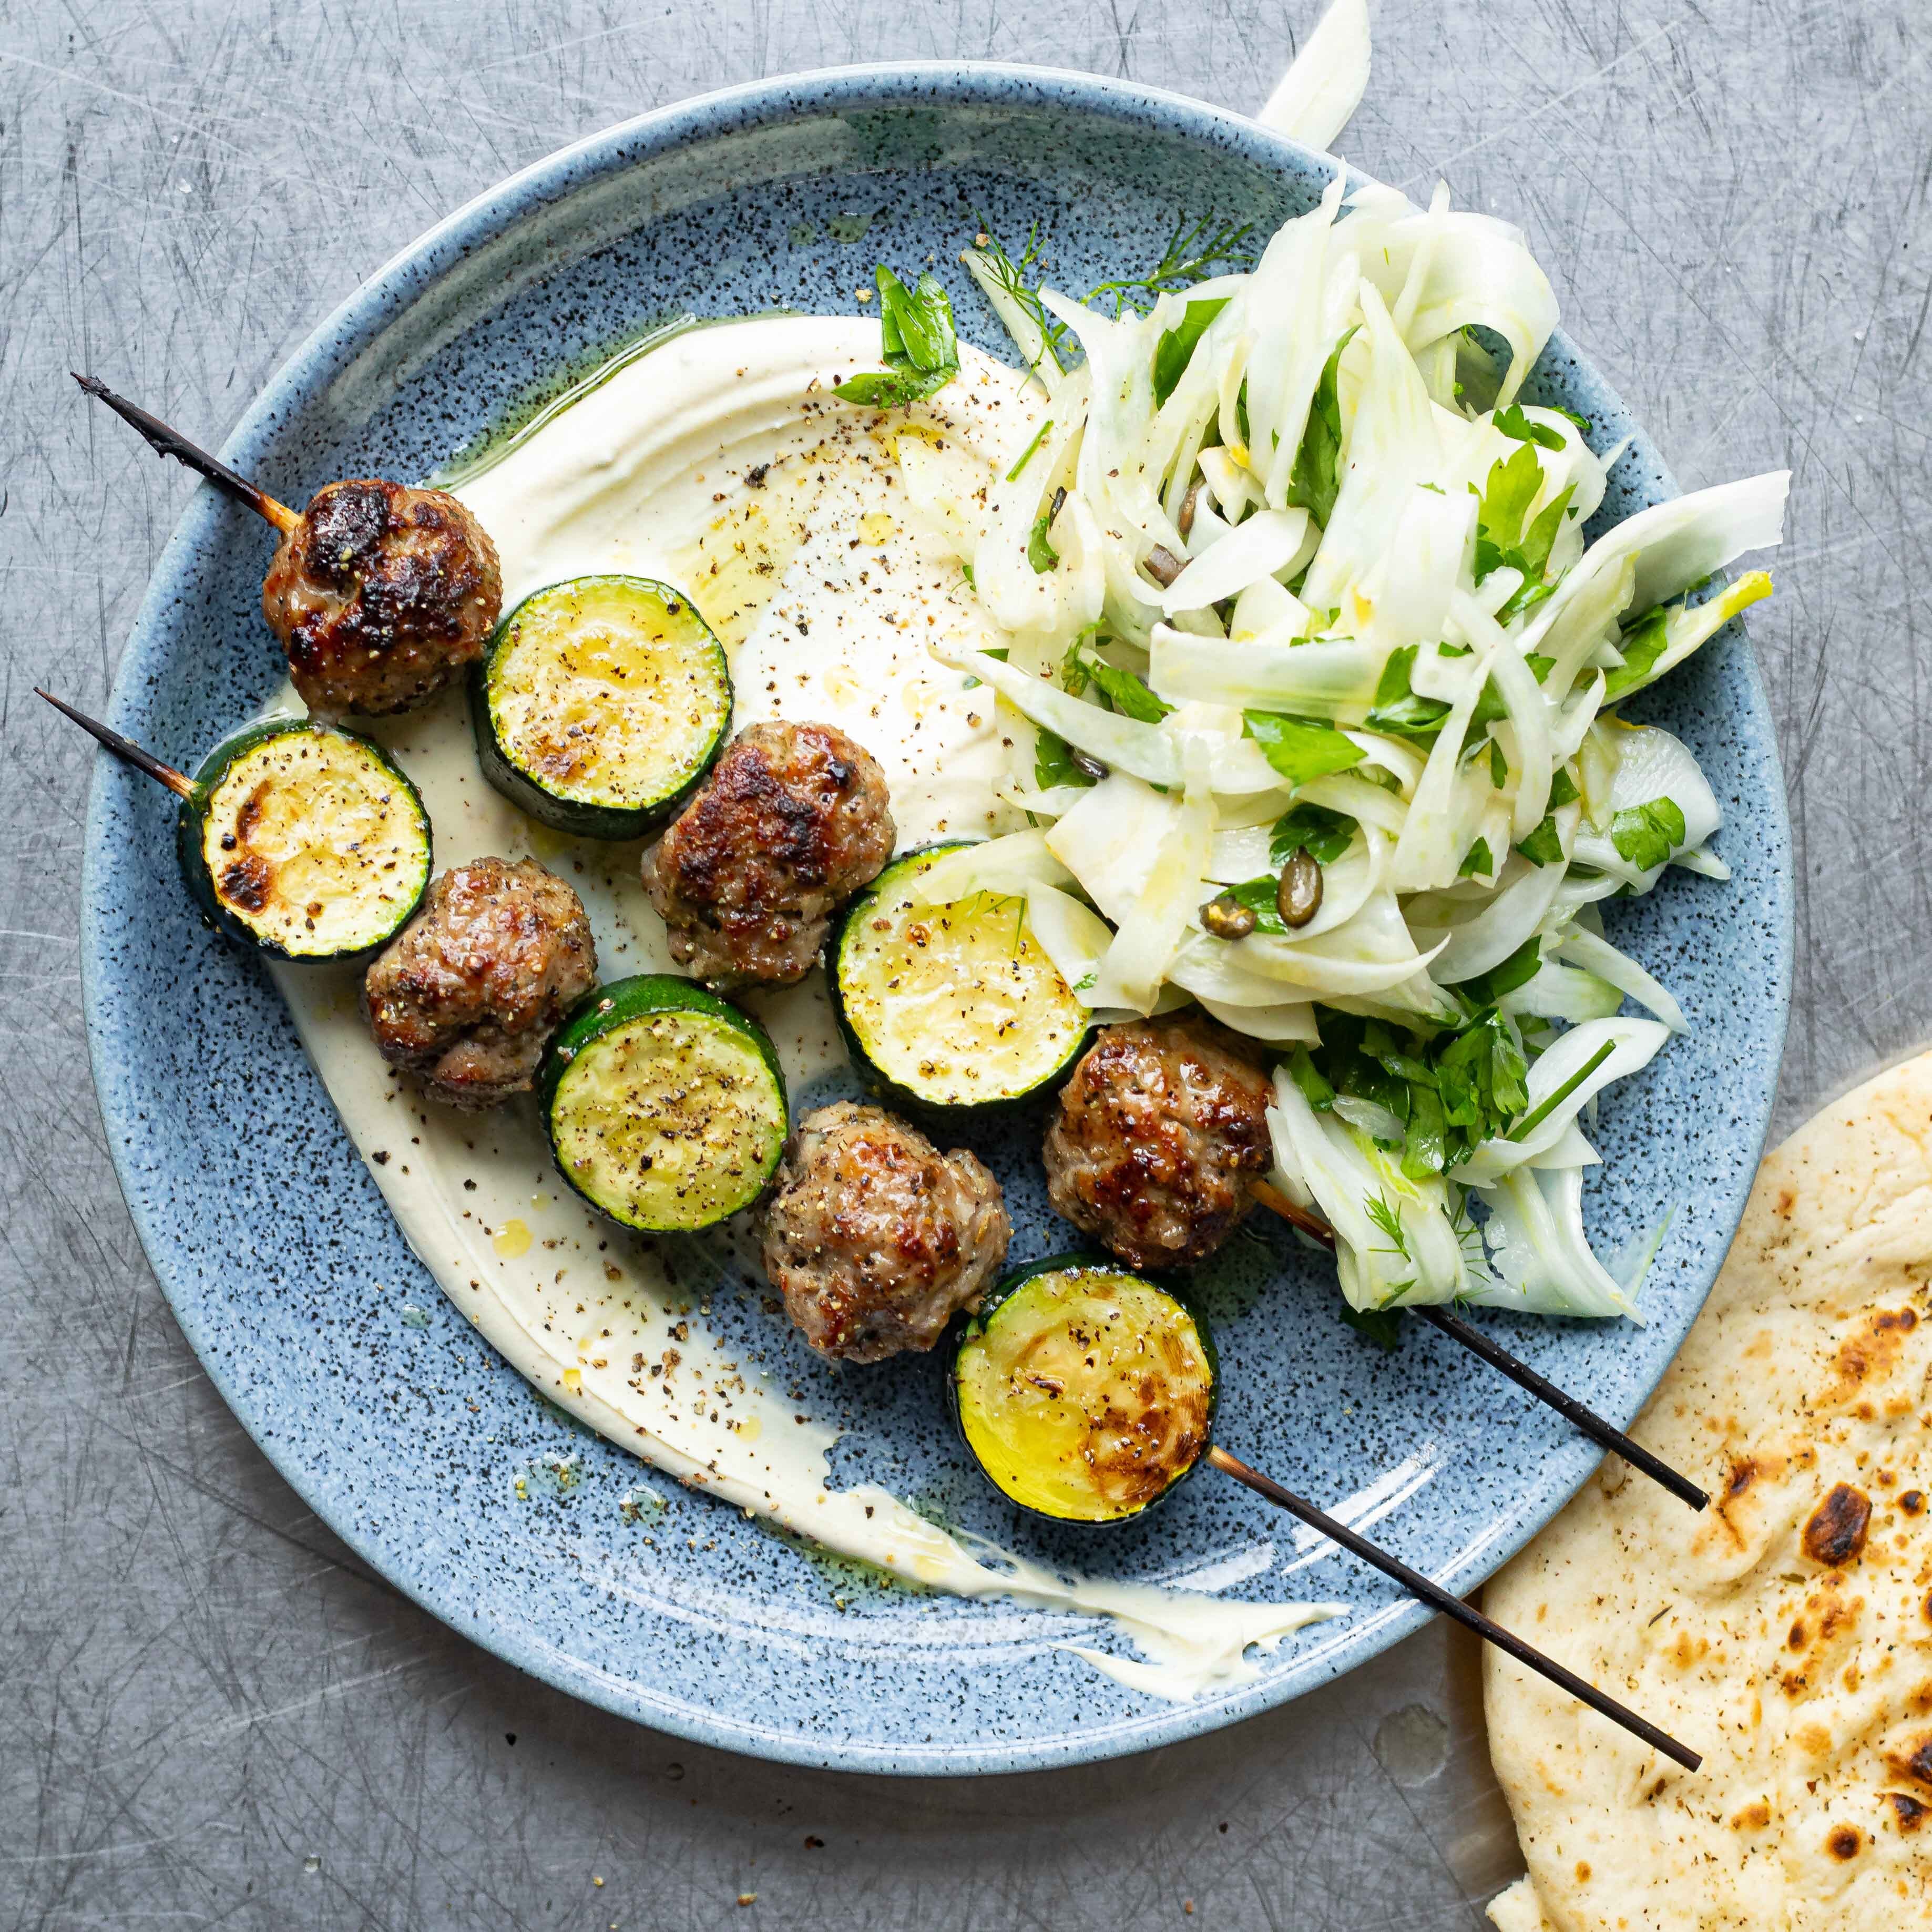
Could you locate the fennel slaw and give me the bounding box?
[885,179,1785,1323]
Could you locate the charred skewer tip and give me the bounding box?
[1204,1444,1703,1772]
[1245,1178,1711,1513]
[71,373,301,535]
[37,689,194,799]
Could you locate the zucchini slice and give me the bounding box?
[471,575,731,840]
[540,974,788,1232]
[950,1256,1218,1525]
[176,719,431,962]
[829,843,1090,1117]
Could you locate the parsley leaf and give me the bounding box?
[1285,327,1358,527]
[1269,803,1356,867]
[1366,645,1451,740]
[1602,605,1669,702]
[1610,796,1685,871]
[1468,679,1509,737]
[1473,442,1575,622]
[1028,488,1065,574]
[1493,403,1566,451]
[1221,876,1290,936]
[1516,498,1572,584]
[1454,937,1542,1007]
[1301,1008,1530,1176]
[1153,299,1228,405]
[1244,711,1365,784]
[1345,1024,1419,1124]
[1067,637,1169,721]
[959,643,1007,690]
[1514,813,1565,867]
[835,267,960,408]
[1474,443,1542,564]
[1436,1008,1530,1141]
[1549,766,1580,807]
[1033,729,1097,792]
[1458,837,1495,878]
[1400,1084,1448,1181]
[1059,633,1093,695]
[1287,1044,1336,1110]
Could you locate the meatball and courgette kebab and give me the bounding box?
[73,374,502,719]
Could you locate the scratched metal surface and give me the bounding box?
[1,1,1924,1924]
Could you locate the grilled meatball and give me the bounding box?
[762,1102,1010,1364]
[642,721,894,990]
[1044,1015,1273,1270]
[263,479,500,718]
[362,857,596,1110]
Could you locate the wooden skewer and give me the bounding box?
[1249,1178,1709,1512]
[37,689,195,799]
[1410,1301,1708,1511]
[73,373,302,535]
[1206,1444,1702,1771]
[1251,1174,1338,1248]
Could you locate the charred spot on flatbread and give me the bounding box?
[1802,1483,1872,1567]
[1819,1304,1918,1407]
[1885,1733,1932,1792]
[1713,1450,1788,1548]
[1889,1792,1929,1833]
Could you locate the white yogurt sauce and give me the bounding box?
[270,318,1342,1701]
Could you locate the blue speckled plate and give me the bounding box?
[81,66,1792,1774]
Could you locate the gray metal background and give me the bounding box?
[3,2,1924,1925]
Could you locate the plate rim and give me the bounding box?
[79,60,1795,1775]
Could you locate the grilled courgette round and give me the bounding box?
[829,843,1090,1118]
[949,1255,1218,1525]
[175,718,431,962]
[539,974,788,1232]
[471,575,731,840]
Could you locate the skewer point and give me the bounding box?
[73,375,301,534]
[38,689,195,799]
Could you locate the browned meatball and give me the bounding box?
[263,479,501,718]
[1044,1015,1273,1270]
[362,857,596,1110]
[762,1102,1010,1364]
[642,721,894,990]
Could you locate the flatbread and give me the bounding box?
[1485,1876,1556,1932]
[1484,1051,1932,1930]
